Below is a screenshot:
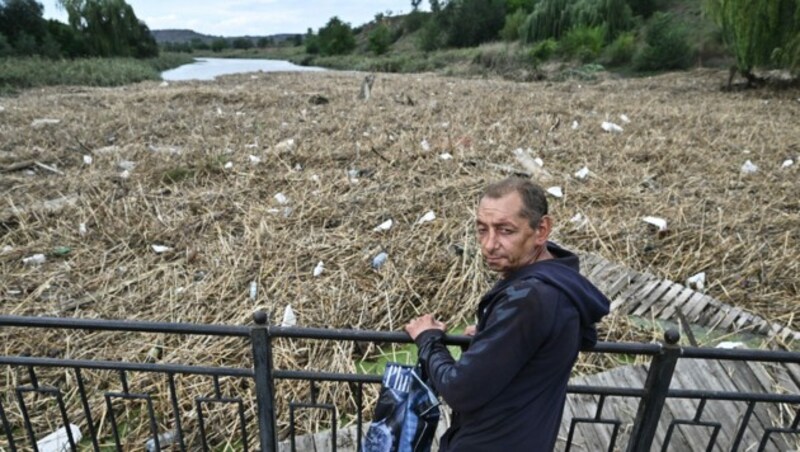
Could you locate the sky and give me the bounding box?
[42,1,427,37]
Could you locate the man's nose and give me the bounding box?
[484,230,498,250]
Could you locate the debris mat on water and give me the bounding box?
[0,69,798,443]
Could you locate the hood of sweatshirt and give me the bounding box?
[498,241,610,349]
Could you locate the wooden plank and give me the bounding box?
[658,287,697,321]
[632,280,676,317]
[603,272,633,301]
[676,359,742,451]
[647,283,686,319]
[719,306,744,330]
[611,277,656,313]
[683,293,714,322]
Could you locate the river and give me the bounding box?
[161,57,326,81]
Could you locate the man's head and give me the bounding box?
[476,178,552,277]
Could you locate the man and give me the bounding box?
[405,177,610,451]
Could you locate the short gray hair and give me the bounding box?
[481,177,548,229]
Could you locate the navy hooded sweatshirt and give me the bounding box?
[414,241,610,451]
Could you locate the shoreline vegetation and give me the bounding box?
[0,53,195,95]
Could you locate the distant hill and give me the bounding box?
[152,29,300,44]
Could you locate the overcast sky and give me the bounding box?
[42,1,426,37]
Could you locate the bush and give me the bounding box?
[368,23,392,55]
[501,9,528,42]
[633,12,692,71]
[404,10,427,33]
[232,37,253,50]
[317,16,356,56]
[560,25,605,62]
[0,34,12,57]
[210,38,228,52]
[602,31,636,66]
[417,18,444,52]
[529,39,558,61]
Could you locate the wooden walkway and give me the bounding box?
[576,250,800,345]
[558,358,800,451]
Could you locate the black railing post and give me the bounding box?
[626,328,681,452]
[251,310,277,452]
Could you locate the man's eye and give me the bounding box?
[477,228,487,235]
[500,229,514,235]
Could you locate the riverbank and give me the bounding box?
[0,53,195,95]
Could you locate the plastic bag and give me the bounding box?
[362,363,440,452]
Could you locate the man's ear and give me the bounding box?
[536,215,553,245]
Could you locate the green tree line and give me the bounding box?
[302,0,799,76]
[0,0,157,59]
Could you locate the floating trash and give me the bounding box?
[281,305,297,327]
[439,153,453,160]
[601,121,623,133]
[83,155,93,165]
[642,216,668,232]
[374,219,393,232]
[313,261,324,277]
[741,160,758,174]
[372,251,388,269]
[249,281,258,301]
[31,118,60,128]
[686,271,706,291]
[421,139,431,152]
[716,342,746,349]
[159,81,169,87]
[79,223,87,236]
[274,193,289,205]
[571,120,579,130]
[619,114,631,123]
[151,245,172,254]
[574,166,590,180]
[22,254,46,265]
[249,155,261,164]
[118,160,136,171]
[224,161,233,169]
[275,138,296,152]
[37,424,82,452]
[570,213,585,224]
[546,186,563,198]
[415,211,436,224]
[145,431,177,452]
[781,159,794,168]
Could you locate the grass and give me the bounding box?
[0,53,194,95]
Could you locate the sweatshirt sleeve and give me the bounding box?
[415,286,555,413]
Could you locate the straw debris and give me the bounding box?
[1,69,798,443]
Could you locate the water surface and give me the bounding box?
[161,57,325,81]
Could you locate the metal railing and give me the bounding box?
[1,312,799,451]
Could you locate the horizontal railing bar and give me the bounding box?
[273,370,383,383]
[0,356,253,377]
[0,315,250,337]
[666,388,800,403]
[271,326,662,354]
[681,346,800,363]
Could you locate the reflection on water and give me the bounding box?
[161,57,325,81]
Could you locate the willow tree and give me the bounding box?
[705,0,800,85]
[58,0,157,58]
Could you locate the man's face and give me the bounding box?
[476,192,545,276]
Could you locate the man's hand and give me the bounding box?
[405,314,446,340]
[464,325,477,336]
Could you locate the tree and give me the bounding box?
[304,28,320,54]
[705,0,800,83]
[368,23,392,55]
[442,0,506,47]
[210,37,228,52]
[232,37,253,49]
[633,12,692,71]
[58,0,158,58]
[47,19,87,57]
[317,16,356,55]
[256,37,271,48]
[0,0,47,46]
